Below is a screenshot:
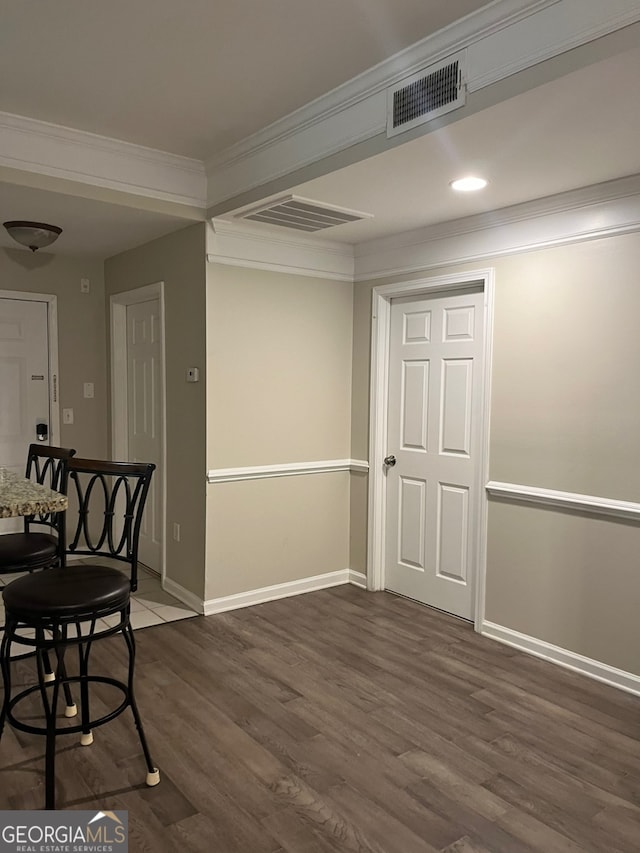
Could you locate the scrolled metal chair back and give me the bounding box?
[24,444,75,532]
[66,457,155,592]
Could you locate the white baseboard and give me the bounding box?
[481,620,640,697]
[348,570,368,588]
[202,568,366,616]
[163,576,205,615]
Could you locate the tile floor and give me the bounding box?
[0,562,199,635]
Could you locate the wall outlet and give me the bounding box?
[83,382,94,398]
[62,408,74,425]
[172,522,181,542]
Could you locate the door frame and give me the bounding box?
[110,282,166,579]
[367,269,494,631]
[0,289,60,445]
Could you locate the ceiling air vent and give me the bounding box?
[234,195,373,233]
[387,52,466,138]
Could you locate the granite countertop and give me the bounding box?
[0,470,69,518]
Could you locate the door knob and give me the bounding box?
[383,455,396,467]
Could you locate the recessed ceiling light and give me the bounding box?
[450,176,488,192]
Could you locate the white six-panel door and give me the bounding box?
[126,299,162,572]
[385,287,484,619]
[0,298,51,533]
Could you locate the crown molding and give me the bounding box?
[0,111,207,208]
[206,0,640,208]
[354,174,640,281]
[206,0,556,173]
[206,219,354,281]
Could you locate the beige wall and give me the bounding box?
[352,232,640,675]
[486,500,640,674]
[0,247,107,460]
[205,263,353,600]
[105,224,207,600]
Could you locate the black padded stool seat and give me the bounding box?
[3,565,130,620]
[0,532,58,573]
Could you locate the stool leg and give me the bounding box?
[78,630,93,747]
[54,642,78,719]
[0,618,15,740]
[35,632,60,810]
[122,620,160,787]
[42,650,56,683]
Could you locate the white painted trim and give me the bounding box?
[486,481,640,521]
[348,570,368,589]
[206,0,640,206]
[474,275,495,633]
[0,111,207,208]
[202,569,353,616]
[481,620,640,697]
[467,0,640,92]
[207,459,368,484]
[0,290,60,447]
[163,576,205,616]
[355,174,640,281]
[367,270,494,625]
[206,219,354,282]
[110,283,167,581]
[165,568,367,616]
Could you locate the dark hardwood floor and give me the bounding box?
[1,586,640,852]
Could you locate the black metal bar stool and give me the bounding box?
[0,457,160,809]
[0,444,76,706]
[0,444,75,579]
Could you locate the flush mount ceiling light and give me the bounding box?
[450,176,488,192]
[3,220,63,252]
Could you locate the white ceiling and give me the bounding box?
[275,44,640,244]
[1,1,638,257]
[0,182,192,257]
[0,0,490,159]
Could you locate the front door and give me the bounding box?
[385,287,484,619]
[0,297,51,532]
[126,298,163,573]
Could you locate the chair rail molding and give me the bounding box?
[207,459,369,484]
[486,481,640,521]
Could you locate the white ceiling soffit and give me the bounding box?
[234,195,373,233]
[206,0,640,210]
[0,0,639,221]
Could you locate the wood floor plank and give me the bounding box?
[1,587,639,853]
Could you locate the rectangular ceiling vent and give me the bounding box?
[387,51,466,138]
[234,195,373,233]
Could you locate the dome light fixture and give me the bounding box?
[3,220,63,252]
[450,176,488,192]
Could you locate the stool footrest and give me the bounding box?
[6,675,129,738]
